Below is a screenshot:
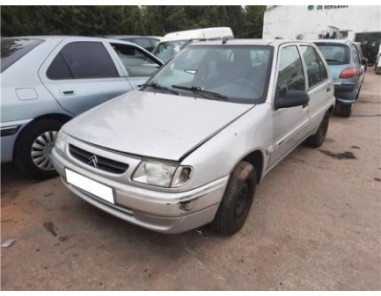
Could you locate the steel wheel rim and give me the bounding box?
[31,130,58,171]
[318,115,328,141]
[234,183,250,223]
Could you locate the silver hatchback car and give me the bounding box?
[52,39,335,235]
[1,36,163,178]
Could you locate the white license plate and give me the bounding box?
[65,169,114,204]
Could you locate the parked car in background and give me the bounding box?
[354,42,368,72]
[106,35,161,52]
[313,39,366,117]
[1,36,163,179]
[152,27,234,62]
[52,39,335,235]
[375,45,381,74]
[375,53,381,74]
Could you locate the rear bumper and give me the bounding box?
[334,83,358,104]
[334,84,356,93]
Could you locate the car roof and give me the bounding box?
[107,35,161,40]
[310,39,352,45]
[161,27,234,42]
[2,35,149,48]
[4,35,141,43]
[189,39,317,47]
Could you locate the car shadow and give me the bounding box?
[1,163,46,195]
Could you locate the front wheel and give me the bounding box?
[14,119,63,179]
[210,161,257,236]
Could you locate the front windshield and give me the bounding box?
[145,44,273,104]
[152,40,192,62]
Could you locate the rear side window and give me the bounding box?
[47,42,119,79]
[315,43,350,65]
[277,45,306,96]
[1,38,44,72]
[300,45,328,88]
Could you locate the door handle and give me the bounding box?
[61,90,74,95]
[326,87,331,92]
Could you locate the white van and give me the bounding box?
[152,27,234,62]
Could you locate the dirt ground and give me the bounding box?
[1,70,380,291]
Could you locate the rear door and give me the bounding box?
[39,40,132,115]
[268,44,310,168]
[351,43,364,87]
[299,44,332,132]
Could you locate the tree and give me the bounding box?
[1,6,266,37]
[242,6,266,38]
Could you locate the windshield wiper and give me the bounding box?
[172,85,228,101]
[141,82,179,95]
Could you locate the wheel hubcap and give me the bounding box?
[31,131,58,171]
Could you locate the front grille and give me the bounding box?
[69,144,128,174]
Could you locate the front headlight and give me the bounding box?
[54,130,68,154]
[132,160,192,188]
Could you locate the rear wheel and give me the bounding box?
[340,104,352,118]
[305,111,330,148]
[14,119,63,179]
[210,161,256,236]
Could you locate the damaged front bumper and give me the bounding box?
[52,148,228,234]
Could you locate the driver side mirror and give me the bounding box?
[275,90,310,110]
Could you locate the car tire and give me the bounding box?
[210,161,256,236]
[14,119,63,179]
[340,104,352,118]
[305,111,330,148]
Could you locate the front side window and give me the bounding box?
[351,45,360,64]
[145,45,274,104]
[132,38,152,50]
[152,40,191,62]
[300,45,328,88]
[47,42,119,80]
[111,43,161,77]
[276,45,305,97]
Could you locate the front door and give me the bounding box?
[299,44,332,132]
[268,45,310,169]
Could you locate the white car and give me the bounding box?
[52,39,335,235]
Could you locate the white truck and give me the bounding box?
[152,27,234,62]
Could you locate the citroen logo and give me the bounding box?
[87,155,98,168]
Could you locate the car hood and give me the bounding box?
[63,90,253,161]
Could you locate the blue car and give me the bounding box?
[1,36,163,179]
[313,40,366,117]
